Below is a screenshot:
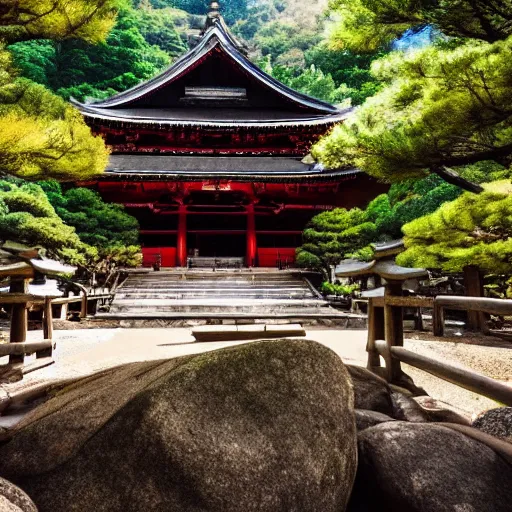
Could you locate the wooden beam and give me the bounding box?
[433,301,445,337]
[0,294,48,305]
[436,295,512,316]
[388,346,512,407]
[0,340,53,357]
[384,296,434,308]
[40,297,54,358]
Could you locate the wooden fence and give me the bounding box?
[0,292,111,382]
[368,293,512,407]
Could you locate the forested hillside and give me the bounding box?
[7,0,384,105]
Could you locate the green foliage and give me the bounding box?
[0,71,109,180]
[296,207,378,274]
[9,7,171,102]
[132,7,188,56]
[266,60,352,105]
[327,0,512,52]
[397,182,512,273]
[297,164,512,272]
[254,20,320,62]
[304,44,385,105]
[320,281,359,296]
[0,0,121,44]
[0,179,94,266]
[0,0,115,183]
[260,30,385,106]
[38,181,141,265]
[315,0,512,181]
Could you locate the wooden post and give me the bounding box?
[383,280,404,382]
[366,298,384,372]
[9,278,28,364]
[59,302,68,320]
[87,297,97,316]
[80,293,88,319]
[246,203,257,267]
[463,265,486,332]
[40,296,54,358]
[433,301,445,337]
[177,204,187,267]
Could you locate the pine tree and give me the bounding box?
[313,0,512,182]
[0,1,121,181]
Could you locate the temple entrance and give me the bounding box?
[188,233,246,258]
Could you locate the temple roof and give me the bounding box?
[72,11,347,127]
[78,107,351,128]
[99,155,360,182]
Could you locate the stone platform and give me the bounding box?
[98,269,359,324]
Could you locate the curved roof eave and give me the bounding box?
[71,22,340,116]
[76,107,353,128]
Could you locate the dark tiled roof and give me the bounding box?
[72,21,347,127]
[102,155,360,182]
[79,106,351,128]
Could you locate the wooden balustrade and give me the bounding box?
[367,291,512,405]
[0,291,112,383]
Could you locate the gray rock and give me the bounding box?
[346,365,393,415]
[0,477,37,512]
[390,391,429,422]
[354,409,395,431]
[348,421,512,512]
[414,396,470,425]
[0,339,357,512]
[473,407,512,442]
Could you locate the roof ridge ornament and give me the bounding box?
[200,1,248,54]
[202,1,223,34]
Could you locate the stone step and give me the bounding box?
[111,298,325,308]
[121,274,304,281]
[105,269,322,319]
[123,283,306,288]
[122,278,304,285]
[191,323,306,342]
[116,288,313,296]
[94,309,357,321]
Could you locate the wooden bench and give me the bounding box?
[191,323,306,342]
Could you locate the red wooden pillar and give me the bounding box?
[246,203,257,267]
[177,205,187,267]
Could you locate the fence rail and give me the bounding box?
[0,291,112,383]
[375,341,512,406]
[367,291,512,407]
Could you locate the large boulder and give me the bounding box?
[346,365,393,415]
[354,409,395,431]
[390,392,429,423]
[0,477,37,512]
[0,339,357,512]
[348,422,512,512]
[473,407,512,443]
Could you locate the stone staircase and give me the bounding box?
[97,269,352,322]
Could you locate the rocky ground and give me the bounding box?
[1,338,511,512]
[1,325,510,419]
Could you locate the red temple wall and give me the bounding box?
[257,248,296,267]
[142,247,176,267]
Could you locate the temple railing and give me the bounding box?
[367,292,512,407]
[335,241,512,408]
[0,292,112,383]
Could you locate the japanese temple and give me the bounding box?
[74,2,386,268]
